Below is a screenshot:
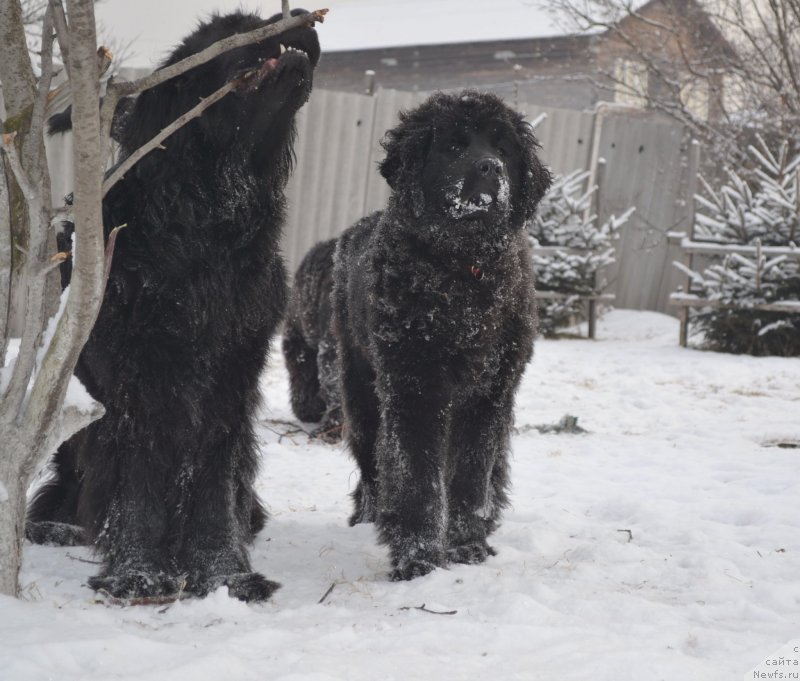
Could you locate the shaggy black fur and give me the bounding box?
[332,91,551,581]
[26,10,320,602]
[282,235,353,443]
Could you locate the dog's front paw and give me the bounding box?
[447,540,497,565]
[311,421,342,444]
[88,570,180,600]
[390,558,441,582]
[187,571,280,602]
[26,521,86,546]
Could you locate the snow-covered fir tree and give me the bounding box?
[528,169,633,336]
[676,136,800,356]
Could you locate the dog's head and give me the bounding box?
[379,91,551,231]
[120,10,320,169]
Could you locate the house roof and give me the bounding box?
[320,0,571,52]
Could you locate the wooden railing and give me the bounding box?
[667,232,800,347]
[533,245,615,339]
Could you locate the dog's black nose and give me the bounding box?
[476,156,503,176]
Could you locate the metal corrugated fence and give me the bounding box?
[11,85,693,313]
[283,89,691,313]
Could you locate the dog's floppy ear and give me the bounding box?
[378,108,431,192]
[513,119,552,227]
[378,131,404,190]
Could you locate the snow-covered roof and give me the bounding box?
[94,0,569,68]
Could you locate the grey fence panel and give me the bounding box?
[282,89,377,273]
[15,82,699,314]
[593,109,691,311]
[527,105,595,176]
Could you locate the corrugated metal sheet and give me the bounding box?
[16,83,698,314]
[527,105,595,175]
[281,92,599,274]
[282,89,377,270]
[593,108,691,311]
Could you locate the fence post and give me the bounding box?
[587,157,607,340]
[679,139,701,347]
[363,70,376,96]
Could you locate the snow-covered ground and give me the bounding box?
[2,310,798,681]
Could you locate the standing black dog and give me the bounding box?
[26,11,320,602]
[281,212,383,444]
[282,236,345,443]
[332,91,551,580]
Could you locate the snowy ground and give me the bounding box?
[2,310,798,681]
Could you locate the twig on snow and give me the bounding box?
[399,603,458,616]
[616,529,633,543]
[318,582,336,604]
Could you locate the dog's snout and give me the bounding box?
[477,156,503,176]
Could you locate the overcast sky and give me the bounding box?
[94,0,566,68]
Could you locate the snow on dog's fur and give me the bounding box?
[332,91,551,580]
[27,10,320,602]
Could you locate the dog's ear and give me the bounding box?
[513,120,552,227]
[379,110,431,192]
[378,123,410,190]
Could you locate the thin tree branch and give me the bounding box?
[22,2,55,174]
[98,8,327,169]
[101,77,239,196]
[49,0,70,69]
[0,150,10,363]
[107,9,327,99]
[0,133,46,415]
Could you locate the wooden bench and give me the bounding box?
[533,245,616,339]
[668,232,800,347]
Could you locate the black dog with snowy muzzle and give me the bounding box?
[332,91,552,580]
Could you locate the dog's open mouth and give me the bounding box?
[468,193,494,209]
[238,43,312,92]
[445,191,498,219]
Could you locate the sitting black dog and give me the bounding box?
[332,91,551,580]
[27,10,320,602]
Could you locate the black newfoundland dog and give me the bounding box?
[26,10,320,602]
[332,91,551,581]
[282,236,346,443]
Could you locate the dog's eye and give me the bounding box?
[495,138,511,157]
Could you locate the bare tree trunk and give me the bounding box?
[0,440,26,596]
[0,0,106,598]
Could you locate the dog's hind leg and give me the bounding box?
[282,321,325,423]
[26,437,87,547]
[311,333,343,443]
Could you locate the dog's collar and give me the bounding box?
[467,264,484,281]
